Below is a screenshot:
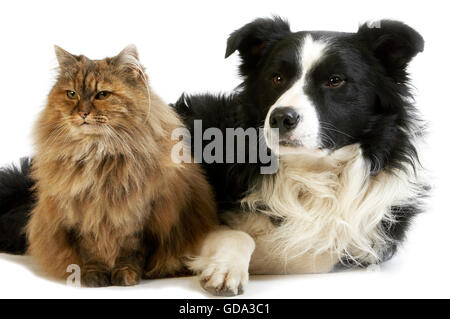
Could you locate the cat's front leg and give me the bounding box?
[77,234,115,287]
[77,228,145,287]
[27,204,82,280]
[111,231,146,286]
[81,261,112,287]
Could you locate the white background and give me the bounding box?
[0,0,448,299]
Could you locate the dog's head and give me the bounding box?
[226,17,424,173]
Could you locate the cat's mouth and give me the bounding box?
[76,121,99,132]
[78,116,108,127]
[74,118,108,133]
[75,122,104,136]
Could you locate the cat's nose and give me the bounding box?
[78,111,90,120]
[77,100,92,120]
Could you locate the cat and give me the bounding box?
[25,45,220,287]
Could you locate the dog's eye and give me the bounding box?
[66,90,77,99]
[95,91,111,100]
[272,74,284,87]
[327,76,344,87]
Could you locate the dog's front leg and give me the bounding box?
[187,226,255,296]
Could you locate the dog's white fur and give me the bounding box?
[189,143,421,293]
[228,144,421,274]
[265,35,327,153]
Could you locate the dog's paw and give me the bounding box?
[199,263,248,296]
[188,228,255,296]
[111,266,141,286]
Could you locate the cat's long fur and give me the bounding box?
[25,46,218,286]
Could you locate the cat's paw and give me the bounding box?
[111,266,141,286]
[199,263,248,296]
[83,270,111,287]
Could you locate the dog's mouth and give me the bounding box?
[279,138,302,147]
[279,133,316,147]
[265,128,321,155]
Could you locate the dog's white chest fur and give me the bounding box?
[224,144,420,274]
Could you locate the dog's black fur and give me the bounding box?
[0,158,34,254]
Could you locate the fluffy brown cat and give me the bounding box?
[26,45,218,287]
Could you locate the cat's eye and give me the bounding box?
[66,90,77,99]
[272,74,284,87]
[95,91,111,100]
[327,75,344,88]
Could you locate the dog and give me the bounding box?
[175,16,427,280]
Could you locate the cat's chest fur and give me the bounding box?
[33,149,158,233]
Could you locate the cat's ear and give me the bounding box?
[114,44,140,63]
[54,45,78,69]
[112,45,144,79]
[357,20,424,81]
[225,16,291,77]
[112,45,140,69]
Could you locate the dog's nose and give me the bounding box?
[269,107,301,134]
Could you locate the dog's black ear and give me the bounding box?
[225,17,291,76]
[357,20,424,80]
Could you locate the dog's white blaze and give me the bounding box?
[228,144,422,274]
[264,35,327,154]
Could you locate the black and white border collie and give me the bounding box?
[176,17,427,295]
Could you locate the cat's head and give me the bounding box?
[43,45,150,141]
